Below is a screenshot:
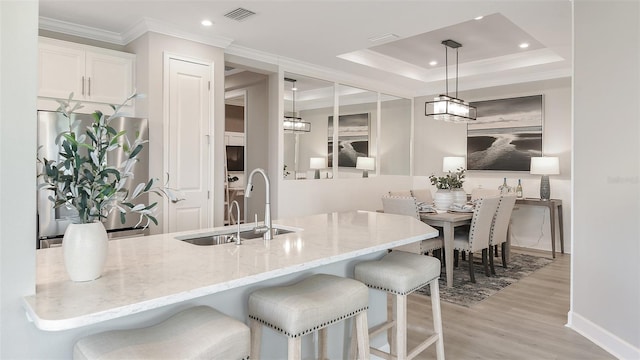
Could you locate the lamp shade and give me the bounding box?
[530,157,560,175]
[442,156,465,173]
[356,157,375,171]
[309,157,326,169]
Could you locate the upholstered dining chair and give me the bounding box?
[452,196,501,283]
[381,195,444,257]
[489,194,517,274]
[411,188,434,205]
[470,188,500,201]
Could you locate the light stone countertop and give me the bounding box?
[23,211,438,331]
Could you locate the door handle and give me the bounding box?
[81,76,85,96]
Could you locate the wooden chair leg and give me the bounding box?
[288,337,302,360]
[494,244,499,257]
[461,252,466,261]
[482,248,490,276]
[489,246,496,275]
[250,319,262,360]
[468,252,475,283]
[454,250,459,268]
[395,294,407,360]
[501,243,508,268]
[390,294,397,356]
[318,328,328,360]
[429,279,445,360]
[354,312,370,360]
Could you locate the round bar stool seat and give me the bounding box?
[354,250,445,360]
[73,306,250,360]
[248,273,370,360]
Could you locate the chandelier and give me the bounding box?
[425,39,477,123]
[283,78,311,133]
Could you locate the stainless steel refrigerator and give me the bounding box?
[36,110,150,248]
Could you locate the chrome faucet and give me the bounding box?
[228,200,241,245]
[245,168,272,240]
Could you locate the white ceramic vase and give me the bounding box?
[433,189,454,210]
[63,222,109,282]
[452,188,467,206]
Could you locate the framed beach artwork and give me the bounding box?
[327,113,370,167]
[467,95,543,171]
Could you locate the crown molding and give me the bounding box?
[122,18,234,48]
[225,44,414,99]
[39,16,234,49]
[39,17,124,45]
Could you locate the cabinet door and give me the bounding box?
[38,43,85,99]
[85,51,134,104]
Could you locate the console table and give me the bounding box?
[515,198,564,258]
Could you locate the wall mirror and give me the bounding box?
[379,94,411,175]
[336,84,378,178]
[283,72,334,180]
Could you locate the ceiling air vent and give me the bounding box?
[224,8,256,21]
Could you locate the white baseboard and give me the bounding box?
[567,311,640,359]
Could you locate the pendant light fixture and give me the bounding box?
[425,39,477,123]
[283,78,311,133]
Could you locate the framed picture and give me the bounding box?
[327,113,370,167]
[467,95,543,171]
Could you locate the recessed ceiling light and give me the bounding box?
[519,43,530,49]
[429,60,438,66]
[474,16,484,20]
[201,19,213,27]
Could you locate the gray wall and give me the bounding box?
[1,2,39,357]
[571,1,640,357]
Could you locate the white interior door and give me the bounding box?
[168,58,211,232]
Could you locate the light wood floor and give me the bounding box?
[402,248,614,360]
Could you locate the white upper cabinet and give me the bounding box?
[38,37,135,105]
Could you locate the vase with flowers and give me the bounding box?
[429,167,466,210]
[38,92,182,281]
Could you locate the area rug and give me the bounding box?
[414,253,554,307]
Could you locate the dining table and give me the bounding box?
[419,211,473,288]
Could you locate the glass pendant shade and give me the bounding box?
[284,78,311,133]
[426,95,477,123]
[425,39,477,123]
[283,116,311,132]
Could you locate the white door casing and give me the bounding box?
[167,57,211,232]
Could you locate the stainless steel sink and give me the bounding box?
[181,234,236,246]
[178,227,296,246]
[237,227,295,239]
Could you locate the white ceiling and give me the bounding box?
[38,1,572,97]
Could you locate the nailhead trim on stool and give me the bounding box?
[248,273,370,359]
[73,306,250,360]
[354,250,445,360]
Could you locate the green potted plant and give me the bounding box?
[448,167,467,206]
[38,92,181,281]
[429,167,466,210]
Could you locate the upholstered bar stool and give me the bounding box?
[354,251,444,360]
[73,306,250,360]
[248,273,370,360]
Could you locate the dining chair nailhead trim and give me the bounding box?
[248,306,368,338]
[361,277,438,296]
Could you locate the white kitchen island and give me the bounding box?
[23,211,438,358]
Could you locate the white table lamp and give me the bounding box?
[309,157,326,179]
[442,156,465,173]
[530,157,559,200]
[356,157,375,178]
